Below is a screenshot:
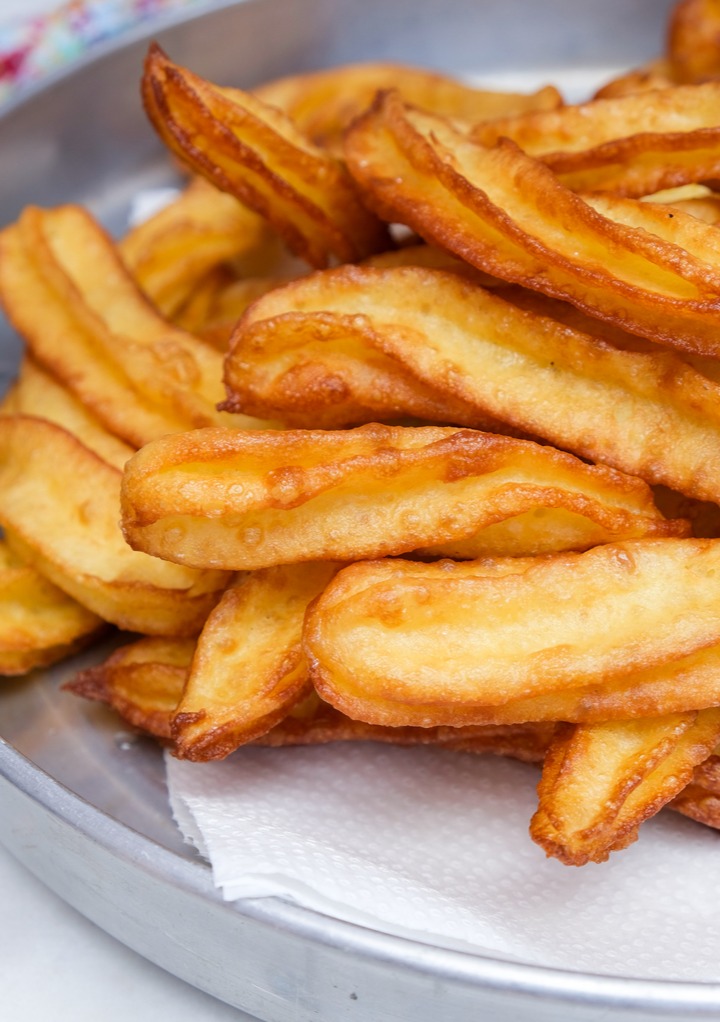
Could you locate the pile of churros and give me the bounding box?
[3,0,720,867]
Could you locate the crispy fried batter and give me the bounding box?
[305,541,720,727]
[141,45,389,268]
[671,752,720,827]
[669,0,720,82]
[223,267,507,430]
[255,693,557,760]
[1,358,134,469]
[531,709,720,864]
[67,636,194,739]
[0,539,104,676]
[0,205,271,445]
[172,562,341,759]
[13,18,720,869]
[190,274,295,351]
[344,91,720,359]
[471,82,720,196]
[255,62,561,153]
[594,1,720,97]
[120,176,272,318]
[0,416,230,635]
[225,264,720,503]
[121,423,685,571]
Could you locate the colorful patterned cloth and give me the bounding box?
[0,0,203,103]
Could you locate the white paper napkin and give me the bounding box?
[166,742,720,982]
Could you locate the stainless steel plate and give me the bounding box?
[6,0,720,1018]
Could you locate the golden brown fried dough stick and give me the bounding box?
[581,191,720,263]
[669,0,720,82]
[671,752,720,828]
[301,638,720,726]
[225,264,720,504]
[172,562,341,760]
[0,416,230,635]
[0,211,186,446]
[304,541,720,728]
[141,45,389,268]
[1,358,134,469]
[223,271,505,431]
[69,564,341,758]
[0,539,104,676]
[32,206,228,422]
[190,275,294,351]
[592,1,720,98]
[121,424,685,571]
[593,61,677,101]
[0,205,270,446]
[120,176,272,318]
[67,636,195,739]
[344,91,720,359]
[169,265,239,336]
[531,709,720,865]
[255,62,561,153]
[471,82,720,197]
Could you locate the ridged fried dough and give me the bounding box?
[121,424,685,570]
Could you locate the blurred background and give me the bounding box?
[0,0,208,103]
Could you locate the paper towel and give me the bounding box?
[166,742,720,982]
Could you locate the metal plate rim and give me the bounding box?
[3,733,720,1015]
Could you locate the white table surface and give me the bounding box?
[0,837,256,1020]
[0,2,258,1017]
